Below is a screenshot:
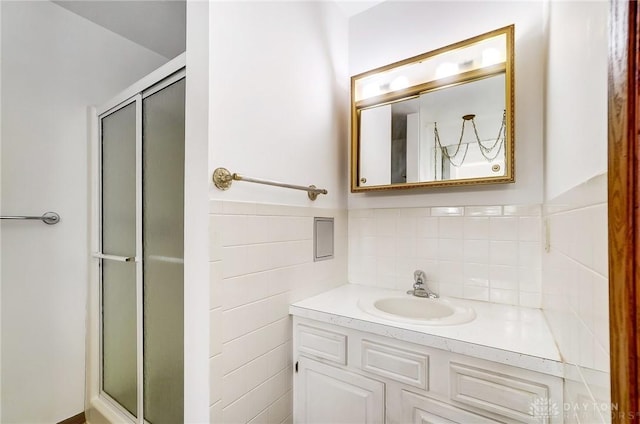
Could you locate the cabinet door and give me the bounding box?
[402,390,502,424]
[295,357,385,424]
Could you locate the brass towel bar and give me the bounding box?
[212,167,328,201]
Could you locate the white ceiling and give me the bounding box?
[53,0,186,59]
[52,0,383,60]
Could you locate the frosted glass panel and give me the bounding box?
[142,79,185,423]
[102,102,136,257]
[102,261,137,416]
[101,102,137,416]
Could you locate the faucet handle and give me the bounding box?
[413,269,426,283]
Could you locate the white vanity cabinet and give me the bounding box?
[292,317,563,424]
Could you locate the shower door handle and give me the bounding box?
[92,253,137,262]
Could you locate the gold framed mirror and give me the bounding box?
[351,25,515,192]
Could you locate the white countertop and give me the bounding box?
[290,284,563,376]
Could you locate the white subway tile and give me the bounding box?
[222,246,248,278]
[489,288,518,305]
[375,273,397,289]
[464,263,489,287]
[361,217,376,237]
[209,215,223,261]
[222,273,269,310]
[431,206,464,216]
[222,303,254,342]
[245,354,269,392]
[209,200,224,214]
[518,216,542,242]
[222,365,246,407]
[517,266,541,293]
[463,217,489,239]
[397,217,417,237]
[465,205,502,216]
[592,204,608,277]
[210,400,222,424]
[210,354,222,405]
[416,238,438,260]
[438,260,464,285]
[248,408,269,424]
[439,217,464,239]
[439,281,464,298]
[489,265,518,290]
[464,239,489,264]
[374,208,400,218]
[416,217,439,238]
[269,216,312,242]
[210,261,223,309]
[518,241,542,268]
[350,209,374,218]
[463,285,489,301]
[210,308,222,356]
[375,216,397,237]
[245,215,274,244]
[265,343,288,378]
[399,207,430,217]
[490,241,518,266]
[395,257,418,284]
[268,391,293,424]
[375,236,397,257]
[245,383,272,422]
[255,203,309,217]
[222,397,247,424]
[223,201,257,215]
[519,292,541,308]
[221,215,248,246]
[222,335,249,374]
[438,238,464,261]
[489,217,518,241]
[396,237,417,258]
[377,256,395,277]
[503,204,541,216]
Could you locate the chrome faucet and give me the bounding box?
[407,270,438,298]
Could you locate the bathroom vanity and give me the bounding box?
[290,284,563,424]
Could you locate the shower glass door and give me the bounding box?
[99,74,185,423]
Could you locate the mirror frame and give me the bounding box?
[350,25,515,192]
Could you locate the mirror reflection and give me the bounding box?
[351,25,514,191]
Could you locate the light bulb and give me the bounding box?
[389,76,409,91]
[435,62,459,79]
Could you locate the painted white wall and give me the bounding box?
[542,2,609,422]
[544,0,607,201]
[209,1,349,210]
[184,0,210,422]
[348,1,545,209]
[207,2,348,422]
[0,2,166,422]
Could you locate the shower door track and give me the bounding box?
[87,53,186,424]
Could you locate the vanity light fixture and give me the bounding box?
[362,82,382,99]
[389,75,410,91]
[482,48,502,67]
[435,62,460,79]
[434,110,507,168]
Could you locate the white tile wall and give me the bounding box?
[348,205,542,307]
[542,173,610,423]
[209,200,347,424]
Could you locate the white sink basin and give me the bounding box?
[359,295,476,326]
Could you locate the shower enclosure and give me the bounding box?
[88,56,185,424]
